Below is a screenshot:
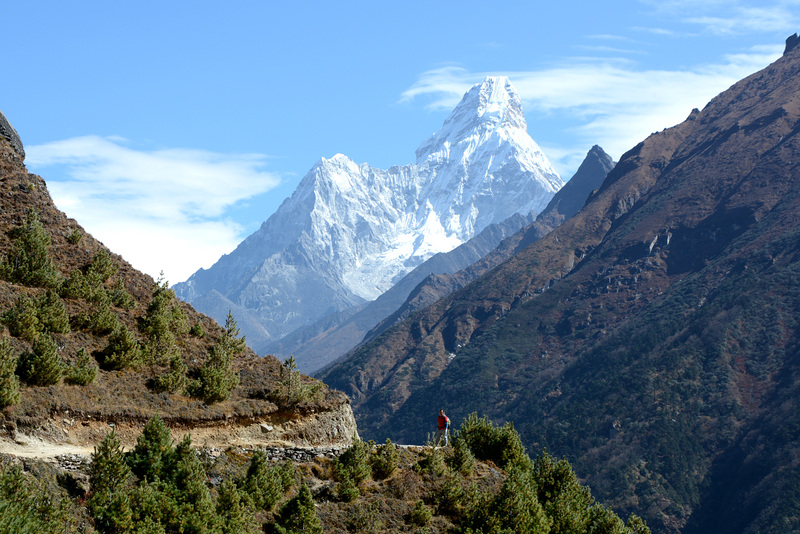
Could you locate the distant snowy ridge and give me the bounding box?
[175,76,564,351]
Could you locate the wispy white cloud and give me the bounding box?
[26,136,280,283]
[638,0,800,35]
[401,45,782,175]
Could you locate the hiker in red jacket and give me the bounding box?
[435,409,450,447]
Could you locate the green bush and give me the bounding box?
[89,430,134,534]
[81,296,120,336]
[107,278,136,310]
[475,464,552,533]
[67,229,82,244]
[243,449,295,511]
[127,415,173,483]
[457,412,529,469]
[189,321,205,338]
[61,268,95,301]
[0,337,20,408]
[335,438,372,485]
[0,463,73,533]
[0,209,63,289]
[273,484,323,534]
[217,480,260,534]
[153,353,189,394]
[36,289,70,334]
[98,324,142,370]
[369,439,399,480]
[445,433,476,476]
[140,276,188,365]
[192,313,247,404]
[86,250,118,285]
[410,499,433,526]
[415,444,446,477]
[3,291,69,342]
[269,355,322,405]
[64,348,98,385]
[2,294,40,342]
[16,334,62,386]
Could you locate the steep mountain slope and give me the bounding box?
[273,146,614,374]
[175,77,563,354]
[267,211,535,373]
[320,35,800,533]
[0,117,356,455]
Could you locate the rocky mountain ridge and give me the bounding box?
[268,144,614,374]
[319,35,800,533]
[175,76,564,356]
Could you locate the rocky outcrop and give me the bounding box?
[0,110,24,160]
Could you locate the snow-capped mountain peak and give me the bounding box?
[415,76,526,165]
[176,77,564,355]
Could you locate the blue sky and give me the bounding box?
[3,1,796,283]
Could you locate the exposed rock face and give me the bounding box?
[175,77,563,356]
[785,32,799,54]
[0,110,24,160]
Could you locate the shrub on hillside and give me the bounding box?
[139,276,188,365]
[217,479,260,534]
[0,463,73,533]
[3,291,70,343]
[369,439,399,480]
[127,414,173,483]
[0,337,20,408]
[269,355,323,405]
[153,353,189,394]
[107,278,136,310]
[190,312,244,403]
[2,294,40,342]
[191,343,239,403]
[64,348,98,386]
[333,438,372,501]
[16,334,62,386]
[80,296,120,336]
[98,324,142,370]
[36,289,70,334]
[445,433,476,476]
[0,209,62,289]
[243,449,295,511]
[88,430,133,534]
[409,499,432,526]
[272,484,323,534]
[457,412,528,469]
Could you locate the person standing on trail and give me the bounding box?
[435,409,450,447]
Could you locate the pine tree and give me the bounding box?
[128,414,173,482]
[99,324,142,370]
[36,289,70,334]
[2,294,41,342]
[0,337,20,408]
[140,275,187,365]
[192,316,243,403]
[64,347,99,386]
[16,333,62,386]
[89,430,134,534]
[273,484,323,534]
[165,435,221,533]
[243,449,294,511]
[0,209,62,289]
[153,353,188,394]
[217,480,260,534]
